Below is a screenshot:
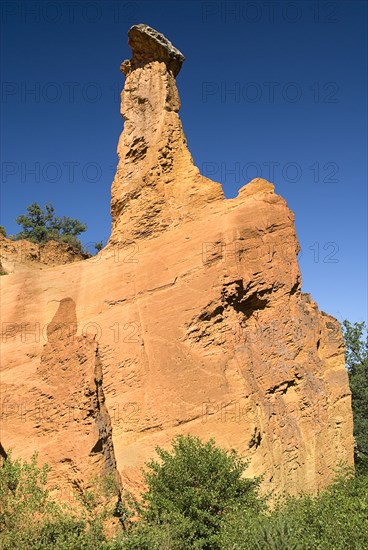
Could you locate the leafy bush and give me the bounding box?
[1,443,367,549]
[118,435,263,549]
[0,452,51,533]
[217,469,368,550]
[112,511,195,549]
[0,451,114,549]
[0,225,6,237]
[95,241,103,252]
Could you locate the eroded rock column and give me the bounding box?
[109,24,223,244]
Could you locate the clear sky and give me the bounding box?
[1,0,367,324]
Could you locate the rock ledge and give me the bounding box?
[121,23,185,76]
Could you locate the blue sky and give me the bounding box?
[1,0,367,324]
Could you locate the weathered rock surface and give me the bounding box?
[0,235,89,274]
[110,24,223,246]
[0,25,354,502]
[121,24,185,77]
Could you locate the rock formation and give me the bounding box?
[0,235,89,274]
[110,23,223,245]
[0,24,354,502]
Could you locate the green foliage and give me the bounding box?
[342,320,368,472]
[0,451,115,549]
[217,470,368,550]
[216,509,303,550]
[119,435,263,549]
[56,232,84,251]
[1,441,367,549]
[94,241,103,252]
[15,202,87,248]
[113,511,195,549]
[114,469,368,550]
[0,225,6,237]
[0,451,51,531]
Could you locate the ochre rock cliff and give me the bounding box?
[0,24,354,501]
[0,235,89,274]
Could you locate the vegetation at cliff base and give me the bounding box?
[1,437,368,549]
[0,451,116,549]
[120,435,264,548]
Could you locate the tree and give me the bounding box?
[342,320,368,472]
[94,241,103,253]
[0,225,6,237]
[129,435,262,548]
[15,203,87,249]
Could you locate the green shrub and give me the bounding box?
[115,511,195,549]
[15,202,87,249]
[94,241,103,252]
[119,435,262,549]
[1,434,367,549]
[217,470,368,550]
[0,451,113,549]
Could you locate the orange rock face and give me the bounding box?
[0,235,89,274]
[0,24,354,501]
